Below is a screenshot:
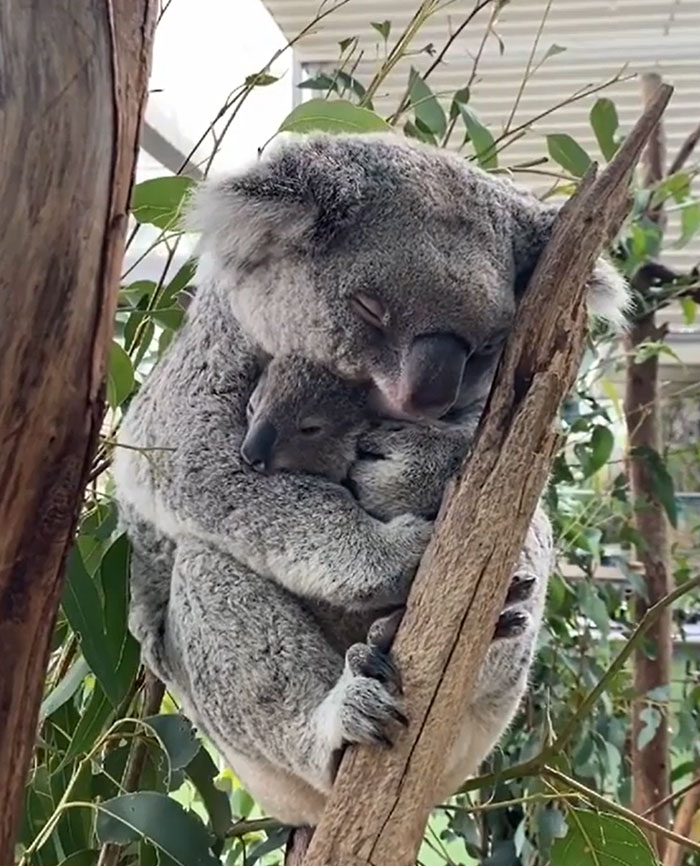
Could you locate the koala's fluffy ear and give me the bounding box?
[185,138,365,270]
[509,190,631,331]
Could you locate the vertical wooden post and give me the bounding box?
[0,3,157,862]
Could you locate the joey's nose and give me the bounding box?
[240,420,278,472]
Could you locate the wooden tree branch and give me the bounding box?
[663,771,700,866]
[301,83,673,866]
[0,3,157,863]
[668,119,700,176]
[625,73,673,849]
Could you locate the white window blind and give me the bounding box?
[264,0,700,285]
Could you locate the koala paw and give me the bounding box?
[330,642,407,750]
[493,571,537,640]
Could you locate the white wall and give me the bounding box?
[125,0,295,281]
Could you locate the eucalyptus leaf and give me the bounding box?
[589,98,619,160]
[96,793,219,866]
[547,133,592,177]
[40,655,90,722]
[637,706,662,751]
[278,99,390,135]
[107,341,134,410]
[131,177,194,231]
[408,67,446,137]
[551,809,657,866]
[460,105,497,169]
[185,748,232,839]
[143,714,200,771]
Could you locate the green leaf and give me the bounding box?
[537,807,568,856]
[161,260,196,308]
[144,714,200,771]
[245,72,279,87]
[578,425,614,478]
[333,70,369,105]
[589,98,619,160]
[278,99,391,135]
[408,67,446,137]
[542,43,567,61]
[101,535,140,705]
[631,446,678,527]
[678,201,700,247]
[371,20,391,40]
[184,749,232,839]
[59,682,114,768]
[298,73,338,93]
[107,341,134,409]
[449,85,470,119]
[547,133,592,177]
[637,706,663,751]
[96,793,219,866]
[646,685,670,702]
[681,296,697,325]
[551,809,657,866]
[62,550,121,706]
[131,177,195,231]
[40,655,90,722]
[460,105,497,169]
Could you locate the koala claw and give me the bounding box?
[367,607,404,653]
[346,641,402,695]
[494,609,530,639]
[332,644,409,749]
[505,572,537,605]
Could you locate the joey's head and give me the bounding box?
[189,134,629,422]
[240,355,369,483]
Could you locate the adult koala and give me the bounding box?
[114,133,627,826]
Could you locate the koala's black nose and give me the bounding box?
[240,420,278,472]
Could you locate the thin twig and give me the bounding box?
[668,119,700,175]
[545,767,700,857]
[643,772,700,818]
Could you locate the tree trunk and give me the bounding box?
[300,87,672,866]
[625,313,673,838]
[0,3,157,863]
[624,73,673,850]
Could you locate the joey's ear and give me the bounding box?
[509,192,631,331]
[185,136,365,270]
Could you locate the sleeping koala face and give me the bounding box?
[241,354,369,483]
[189,134,628,421]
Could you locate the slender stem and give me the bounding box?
[503,0,553,134]
[642,773,700,818]
[545,766,700,857]
[552,574,700,754]
[462,575,700,794]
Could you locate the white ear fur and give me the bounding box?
[184,175,316,270]
[588,257,632,332]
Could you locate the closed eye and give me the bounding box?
[298,420,325,436]
[351,293,388,332]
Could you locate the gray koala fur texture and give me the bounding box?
[114,132,628,826]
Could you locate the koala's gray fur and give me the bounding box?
[115,132,627,825]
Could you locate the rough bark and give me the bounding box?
[625,73,673,847]
[0,3,157,863]
[301,85,672,866]
[664,774,700,866]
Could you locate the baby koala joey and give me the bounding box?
[241,354,372,483]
